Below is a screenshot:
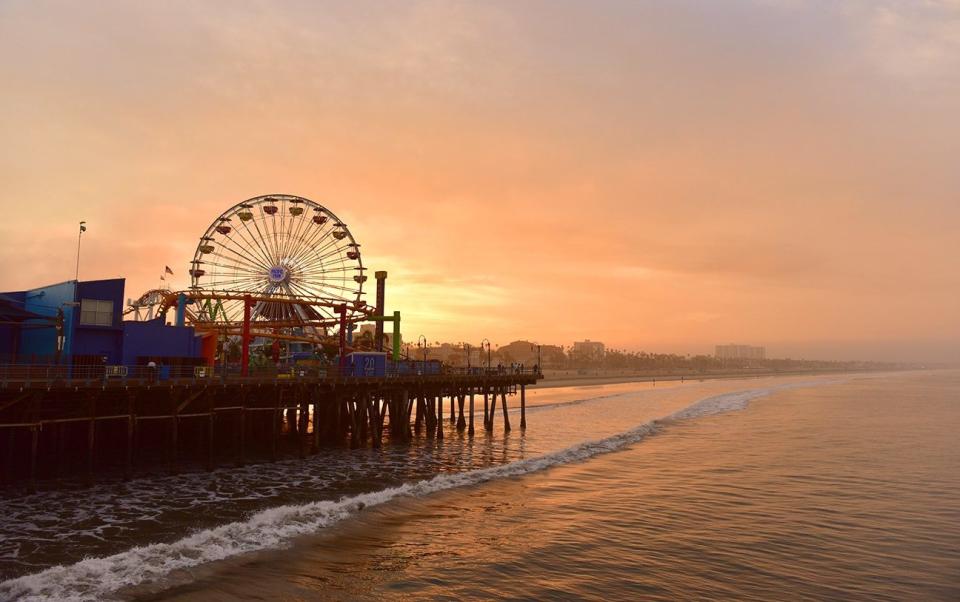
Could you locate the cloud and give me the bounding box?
[0,0,957,360]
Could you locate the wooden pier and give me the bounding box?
[0,371,538,489]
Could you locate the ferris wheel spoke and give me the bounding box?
[208,245,269,273]
[203,276,264,289]
[293,269,350,291]
[305,247,346,270]
[313,258,356,274]
[201,272,266,287]
[226,228,270,267]
[294,263,349,279]
[291,205,321,252]
[304,234,344,260]
[276,215,296,266]
[229,221,276,270]
[290,279,345,303]
[299,244,348,275]
[285,281,340,321]
[300,278,357,297]
[202,280,265,293]
[250,216,279,266]
[283,201,300,267]
[200,274,264,288]
[201,256,258,273]
[287,217,332,264]
[280,283,315,322]
[219,230,273,271]
[241,217,279,267]
[277,197,288,260]
[293,222,339,261]
[296,267,358,280]
[267,213,284,267]
[214,235,263,267]
[199,270,263,284]
[281,199,309,262]
[283,221,316,268]
[202,274,264,289]
[310,232,355,261]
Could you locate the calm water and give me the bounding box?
[1,371,958,600]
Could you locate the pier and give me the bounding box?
[0,193,544,490]
[0,368,538,489]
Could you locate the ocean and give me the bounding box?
[1,371,957,600]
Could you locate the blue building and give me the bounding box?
[0,278,204,367]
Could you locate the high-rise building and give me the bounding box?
[715,344,766,360]
[572,339,605,360]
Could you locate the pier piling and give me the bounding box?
[0,371,538,486]
[501,389,511,432]
[468,392,475,435]
[520,384,526,430]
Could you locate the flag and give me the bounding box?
[165,266,174,275]
[79,221,86,232]
[160,274,165,281]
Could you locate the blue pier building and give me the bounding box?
[0,278,203,368]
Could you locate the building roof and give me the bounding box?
[0,294,53,324]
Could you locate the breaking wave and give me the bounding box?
[0,381,832,601]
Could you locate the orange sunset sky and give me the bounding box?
[1,1,957,362]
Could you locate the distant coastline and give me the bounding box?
[532,367,925,389]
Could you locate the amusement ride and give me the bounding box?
[124,194,398,373]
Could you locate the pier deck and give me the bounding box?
[0,370,539,489]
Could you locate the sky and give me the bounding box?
[0,0,958,362]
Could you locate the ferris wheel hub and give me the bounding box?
[268,266,288,284]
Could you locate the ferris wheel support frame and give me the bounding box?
[364,311,402,361]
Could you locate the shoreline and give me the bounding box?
[531,367,920,390]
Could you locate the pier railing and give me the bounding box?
[0,362,541,387]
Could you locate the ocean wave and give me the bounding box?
[0,381,831,601]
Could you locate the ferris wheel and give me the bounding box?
[188,194,367,328]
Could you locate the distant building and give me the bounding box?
[572,339,605,361]
[715,344,766,360]
[497,340,538,365]
[355,323,398,350]
[540,344,565,367]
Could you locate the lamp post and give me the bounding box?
[481,338,491,370]
[531,342,542,374]
[417,335,428,362]
[463,342,471,371]
[75,221,86,282]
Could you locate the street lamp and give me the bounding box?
[463,342,471,371]
[417,335,428,362]
[531,342,542,374]
[481,338,491,370]
[75,221,86,282]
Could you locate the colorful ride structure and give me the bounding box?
[123,288,169,322]
[128,194,397,374]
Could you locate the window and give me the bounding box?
[80,299,114,326]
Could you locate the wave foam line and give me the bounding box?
[0,381,832,601]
